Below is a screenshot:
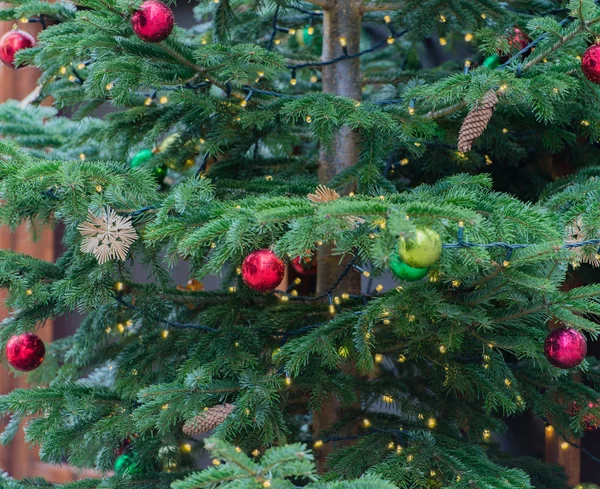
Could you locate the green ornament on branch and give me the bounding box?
[114,452,142,476]
[398,228,442,268]
[130,148,167,184]
[390,254,429,281]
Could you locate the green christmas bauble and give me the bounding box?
[130,148,154,168]
[114,453,142,476]
[398,228,442,269]
[483,54,501,69]
[296,26,314,47]
[576,484,600,489]
[390,255,429,281]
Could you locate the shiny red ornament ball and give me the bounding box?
[131,0,174,43]
[508,27,529,51]
[0,30,36,68]
[241,250,285,293]
[569,401,600,431]
[291,254,317,276]
[6,332,45,371]
[582,44,600,84]
[544,327,587,369]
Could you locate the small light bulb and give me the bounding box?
[328,304,336,314]
[384,15,391,23]
[400,158,409,166]
[561,442,569,450]
[20,17,28,23]
[257,71,264,78]
[439,37,447,46]
[342,293,350,300]
[375,353,384,363]
[240,100,248,108]
[26,289,33,296]
[59,66,67,75]
[375,284,384,292]
[313,440,324,448]
[545,425,554,434]
[181,443,192,453]
[79,153,86,161]
[105,327,112,334]
[581,120,590,127]
[161,329,169,339]
[339,37,347,47]
[398,354,406,363]
[408,107,415,115]
[68,75,77,82]
[290,78,297,86]
[201,37,208,45]
[285,376,292,386]
[144,97,153,106]
[305,115,312,123]
[77,62,86,70]
[310,75,318,83]
[162,404,169,410]
[387,37,394,44]
[407,454,414,462]
[117,323,125,333]
[363,418,371,427]
[427,417,437,429]
[439,15,446,22]
[265,175,273,181]
[105,82,114,91]
[504,378,512,386]
[464,33,473,42]
[483,429,491,440]
[382,395,393,403]
[439,345,447,354]
[289,29,296,35]
[362,270,370,278]
[274,39,281,45]
[338,346,349,357]
[235,446,242,452]
[159,96,168,104]
[481,13,487,19]
[251,449,260,457]
[307,26,315,35]
[212,459,221,466]
[95,185,103,192]
[263,481,271,488]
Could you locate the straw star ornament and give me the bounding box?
[78,208,138,264]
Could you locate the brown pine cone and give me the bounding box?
[457,90,498,153]
[182,403,235,436]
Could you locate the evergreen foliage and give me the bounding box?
[1,0,600,488]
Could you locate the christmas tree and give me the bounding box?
[3,0,600,487]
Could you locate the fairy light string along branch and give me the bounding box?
[4,0,600,488]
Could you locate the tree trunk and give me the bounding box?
[313,0,363,471]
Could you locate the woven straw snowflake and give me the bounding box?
[307,185,364,226]
[78,208,138,264]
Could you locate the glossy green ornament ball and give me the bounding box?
[483,54,501,69]
[576,484,600,489]
[390,254,429,281]
[130,148,154,168]
[114,453,142,476]
[398,228,442,269]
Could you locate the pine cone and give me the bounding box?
[457,90,498,153]
[182,403,235,436]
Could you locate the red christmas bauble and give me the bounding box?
[569,401,600,431]
[0,30,36,68]
[582,44,600,84]
[6,332,45,371]
[544,327,587,369]
[131,0,174,43]
[241,250,285,293]
[508,27,529,51]
[291,254,317,276]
